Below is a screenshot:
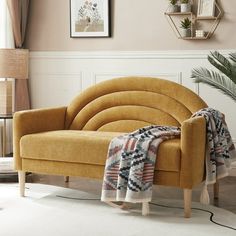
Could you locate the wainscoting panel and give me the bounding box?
[30,73,82,108]
[29,50,236,143]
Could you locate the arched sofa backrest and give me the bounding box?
[65,77,207,132]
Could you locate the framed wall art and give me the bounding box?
[197,0,215,17]
[70,0,110,38]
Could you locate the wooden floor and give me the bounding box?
[23,173,236,214]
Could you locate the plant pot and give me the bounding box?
[181,3,191,12]
[181,28,191,37]
[168,4,179,13]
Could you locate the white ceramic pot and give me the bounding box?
[181,3,191,12]
[169,4,179,13]
[181,28,191,37]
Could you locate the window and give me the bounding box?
[0,0,14,48]
[0,0,14,155]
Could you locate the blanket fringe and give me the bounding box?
[104,201,150,216]
[200,185,210,205]
[104,201,130,210]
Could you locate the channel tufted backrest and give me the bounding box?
[66,77,207,132]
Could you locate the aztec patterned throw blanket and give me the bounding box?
[101,126,181,203]
[101,108,236,204]
[192,108,236,185]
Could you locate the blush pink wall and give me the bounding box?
[25,0,236,51]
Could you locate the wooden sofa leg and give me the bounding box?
[184,189,192,218]
[18,171,26,197]
[214,181,219,199]
[64,176,69,182]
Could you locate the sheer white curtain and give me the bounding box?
[0,0,14,48]
[0,0,14,155]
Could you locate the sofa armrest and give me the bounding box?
[13,106,67,170]
[180,116,206,189]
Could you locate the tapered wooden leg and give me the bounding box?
[18,171,25,197]
[64,176,69,182]
[142,202,150,216]
[184,189,192,218]
[214,181,219,199]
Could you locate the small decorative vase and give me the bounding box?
[181,28,191,37]
[181,3,191,12]
[169,4,179,13]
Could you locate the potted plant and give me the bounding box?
[191,51,236,102]
[180,17,191,37]
[168,0,179,13]
[180,0,191,12]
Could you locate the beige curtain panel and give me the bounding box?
[6,0,30,48]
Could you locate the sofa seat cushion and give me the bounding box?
[20,130,181,172]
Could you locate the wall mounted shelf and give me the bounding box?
[165,0,222,40]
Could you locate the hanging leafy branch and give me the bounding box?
[191,51,236,102]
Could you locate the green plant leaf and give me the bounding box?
[180,17,191,29]
[169,0,177,5]
[191,67,236,102]
[208,51,231,74]
[208,51,236,84]
[229,53,236,63]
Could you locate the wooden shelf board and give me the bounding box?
[165,12,192,16]
[196,16,217,20]
[180,37,208,40]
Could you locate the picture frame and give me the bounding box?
[197,0,215,17]
[70,0,110,38]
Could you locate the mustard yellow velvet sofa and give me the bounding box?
[14,76,208,218]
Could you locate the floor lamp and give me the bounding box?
[0,49,28,160]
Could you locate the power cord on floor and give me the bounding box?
[150,202,236,231]
[56,195,236,231]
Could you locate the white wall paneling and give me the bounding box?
[29,73,82,108]
[29,50,236,142]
